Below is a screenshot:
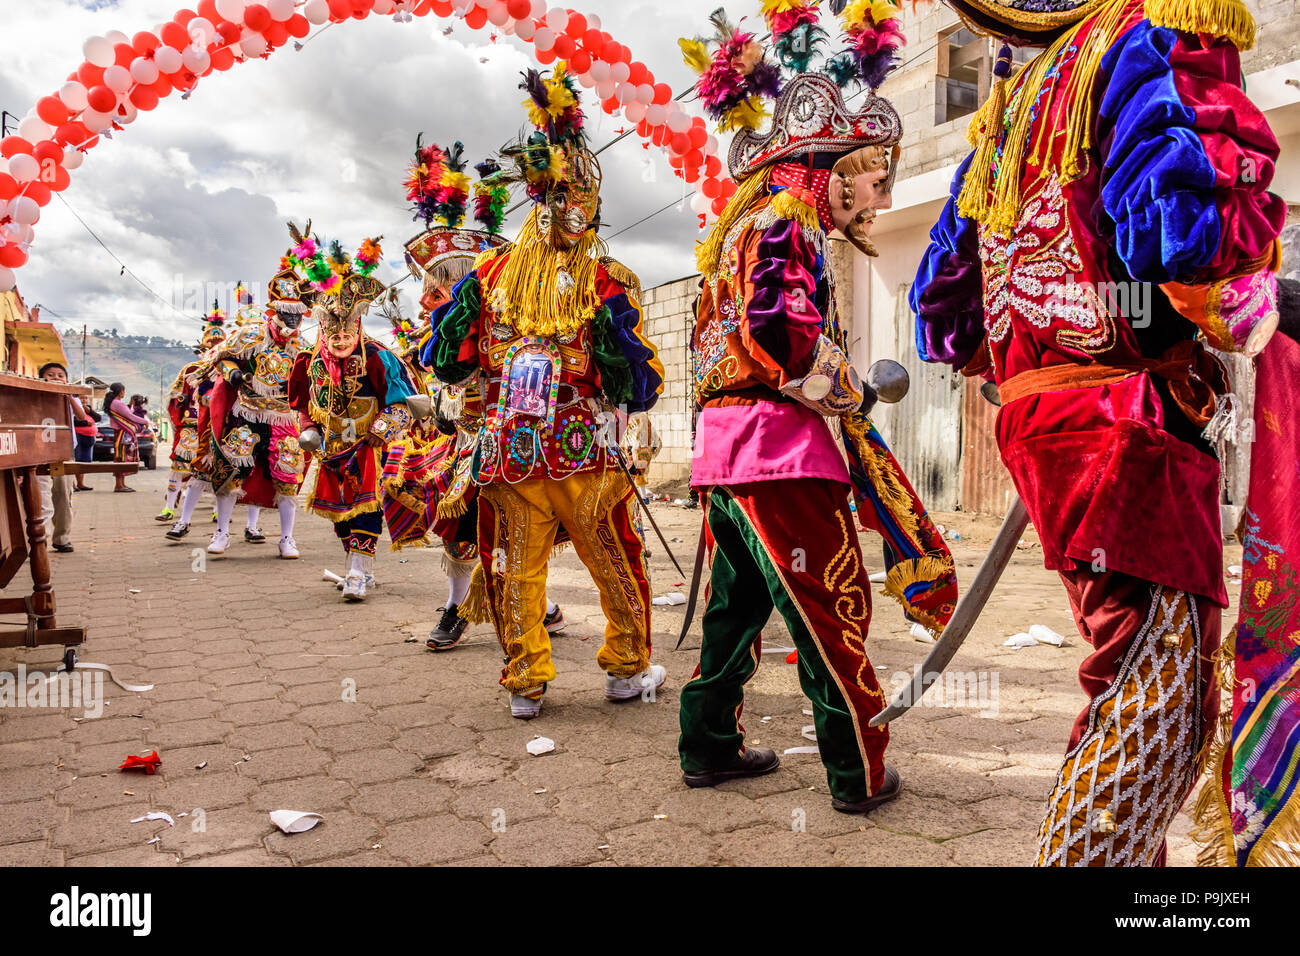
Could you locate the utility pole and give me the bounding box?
[81,324,87,384]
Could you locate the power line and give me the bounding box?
[606,197,685,242]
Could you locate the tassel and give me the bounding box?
[599,256,643,300]
[489,208,604,340]
[957,45,1014,225]
[1202,393,1241,445]
[770,188,821,232]
[695,166,774,276]
[1144,0,1256,50]
[459,563,491,624]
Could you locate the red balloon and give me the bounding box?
[553,35,574,58]
[711,197,727,215]
[702,178,721,199]
[464,6,487,29]
[601,95,620,115]
[570,50,591,73]
[428,0,451,15]
[0,245,28,269]
[152,75,175,96]
[197,0,219,21]
[668,153,683,169]
[160,21,189,50]
[601,38,620,62]
[265,21,289,45]
[217,21,242,44]
[77,62,105,87]
[133,31,161,54]
[628,62,647,85]
[688,125,708,149]
[2,136,33,158]
[582,29,602,50]
[722,179,737,197]
[50,166,72,193]
[52,123,87,147]
[32,141,64,165]
[87,85,117,113]
[683,167,700,184]
[328,0,350,19]
[705,155,722,178]
[652,83,671,105]
[651,126,666,146]
[536,48,556,64]
[636,119,650,137]
[350,0,373,17]
[36,97,69,126]
[566,13,586,36]
[210,46,234,70]
[244,3,271,30]
[24,181,51,206]
[114,43,136,67]
[0,174,16,200]
[130,86,160,111]
[507,0,530,18]
[670,132,690,155]
[176,7,199,25]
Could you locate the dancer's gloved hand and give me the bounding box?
[228,369,245,388]
[298,428,323,453]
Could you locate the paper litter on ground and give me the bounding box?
[130,811,175,826]
[651,593,686,606]
[910,623,937,644]
[269,810,323,834]
[526,736,555,756]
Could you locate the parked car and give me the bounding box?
[93,419,156,470]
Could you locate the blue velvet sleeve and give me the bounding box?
[909,152,986,368]
[425,273,482,385]
[378,348,415,405]
[604,291,664,414]
[1097,22,1221,284]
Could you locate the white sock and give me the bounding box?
[215,494,237,535]
[164,472,183,509]
[246,505,261,530]
[179,483,205,524]
[348,552,373,578]
[447,570,471,608]
[277,498,296,538]
[546,598,559,616]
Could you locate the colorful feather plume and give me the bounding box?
[680,7,782,132]
[835,0,906,91]
[521,64,584,148]
[355,238,383,277]
[474,177,510,235]
[204,299,226,326]
[763,0,826,72]
[406,134,472,229]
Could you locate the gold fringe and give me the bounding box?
[459,562,491,624]
[842,413,923,544]
[1190,711,1236,867]
[489,207,605,340]
[599,256,643,300]
[695,166,774,277]
[309,499,381,523]
[770,188,821,232]
[1144,0,1255,49]
[882,555,957,635]
[435,493,470,521]
[1245,800,1300,866]
[474,244,509,270]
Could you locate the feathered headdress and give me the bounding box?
[472,158,509,236]
[679,8,783,132]
[203,298,226,328]
[826,0,906,91]
[406,135,473,229]
[282,221,387,335]
[501,65,597,206]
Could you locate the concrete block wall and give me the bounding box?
[638,275,700,487]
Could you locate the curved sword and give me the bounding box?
[869,493,1030,727]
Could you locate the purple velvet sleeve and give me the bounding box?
[745,218,824,379]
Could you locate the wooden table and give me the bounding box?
[0,374,107,668]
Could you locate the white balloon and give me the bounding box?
[588,60,609,83]
[372,0,395,12]
[514,17,535,40]
[15,223,35,244]
[81,109,113,133]
[587,13,600,29]
[105,30,129,46]
[60,81,89,112]
[215,0,247,22]
[130,57,160,85]
[576,70,594,88]
[617,83,636,105]
[63,149,84,171]
[268,0,296,19]
[0,266,14,293]
[624,101,646,122]
[545,8,568,32]
[83,36,115,68]
[450,0,472,13]
[636,83,654,105]
[103,65,132,93]
[305,0,330,25]
[610,61,630,84]
[645,104,667,126]
[17,117,51,144]
[487,2,510,27]
[690,192,710,215]
[183,47,211,73]
[12,197,40,225]
[8,154,39,184]
[595,81,615,101]
[666,109,691,133]
[189,17,216,46]
[533,27,554,51]
[241,32,268,57]
[707,135,719,154]
[529,0,546,18]
[117,101,138,125]
[154,46,183,73]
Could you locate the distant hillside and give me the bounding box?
[59,329,195,407]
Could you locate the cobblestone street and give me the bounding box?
[0,465,1235,866]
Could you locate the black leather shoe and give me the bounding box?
[427,605,470,651]
[682,747,780,788]
[244,527,266,544]
[165,523,190,541]
[831,765,902,814]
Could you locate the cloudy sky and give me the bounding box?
[0,0,716,344]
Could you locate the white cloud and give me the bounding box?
[1,0,719,342]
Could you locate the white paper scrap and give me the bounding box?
[130,812,175,826]
[1003,632,1037,649]
[910,623,937,644]
[526,736,555,756]
[783,746,820,755]
[651,593,686,606]
[1029,624,1066,647]
[269,810,323,834]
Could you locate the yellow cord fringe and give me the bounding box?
[459,563,491,625]
[769,188,821,232]
[696,167,774,276]
[487,207,605,341]
[1144,0,1255,49]
[883,556,957,635]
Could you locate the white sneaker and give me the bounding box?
[335,574,376,591]
[342,572,367,601]
[605,664,667,701]
[510,687,545,719]
[207,530,230,555]
[278,535,300,560]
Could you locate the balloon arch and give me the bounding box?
[0,0,737,294]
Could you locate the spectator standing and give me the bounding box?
[104,382,148,492]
